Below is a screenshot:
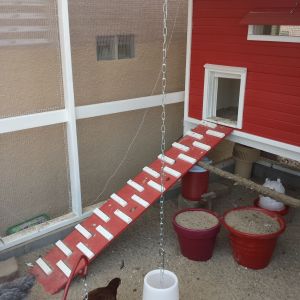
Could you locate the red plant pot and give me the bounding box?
[223,207,286,270]
[254,198,289,216]
[173,208,221,261]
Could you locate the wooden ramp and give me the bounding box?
[31,121,233,294]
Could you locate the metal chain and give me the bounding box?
[83,276,88,300]
[159,0,168,278]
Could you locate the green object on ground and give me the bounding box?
[6,214,50,236]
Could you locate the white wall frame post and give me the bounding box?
[183,0,193,132]
[57,0,82,216]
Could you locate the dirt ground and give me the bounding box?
[18,181,300,300]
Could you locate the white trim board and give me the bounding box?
[228,130,300,162]
[76,91,184,120]
[0,92,184,134]
[57,0,82,217]
[0,109,66,134]
[183,0,194,121]
[183,0,200,130]
[0,200,115,252]
[0,205,98,252]
[183,119,300,161]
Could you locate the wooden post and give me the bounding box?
[197,161,300,208]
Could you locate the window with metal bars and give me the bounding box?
[118,34,135,59]
[96,35,115,60]
[96,34,135,61]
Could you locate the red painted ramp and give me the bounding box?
[31,121,233,294]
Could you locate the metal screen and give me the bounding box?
[0,124,71,236]
[0,0,186,246]
[68,0,187,106]
[0,0,64,118]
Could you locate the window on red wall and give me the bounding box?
[248,25,300,43]
[202,64,247,129]
[241,9,300,43]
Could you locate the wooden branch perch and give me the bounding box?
[197,161,300,208]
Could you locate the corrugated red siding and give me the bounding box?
[189,0,300,147]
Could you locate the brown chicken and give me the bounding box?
[86,278,121,300]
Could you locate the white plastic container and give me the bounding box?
[258,178,286,211]
[143,269,179,300]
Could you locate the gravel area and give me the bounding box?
[175,211,219,230]
[16,181,300,300]
[225,210,280,234]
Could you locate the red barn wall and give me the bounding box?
[189,0,300,147]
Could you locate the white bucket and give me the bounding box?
[143,269,179,300]
[259,178,286,211]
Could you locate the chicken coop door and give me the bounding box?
[202,64,247,129]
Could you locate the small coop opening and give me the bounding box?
[216,78,240,123]
[203,64,247,129]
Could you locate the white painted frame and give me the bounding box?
[202,64,247,129]
[0,0,184,252]
[57,0,82,216]
[183,0,300,163]
[247,25,300,43]
[0,92,184,135]
[183,0,193,124]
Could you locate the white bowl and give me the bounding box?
[143,269,179,300]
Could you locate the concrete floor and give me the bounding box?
[18,181,300,300]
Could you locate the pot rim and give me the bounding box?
[222,206,286,239]
[253,198,289,215]
[173,208,221,232]
[144,269,178,292]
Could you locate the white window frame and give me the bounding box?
[247,25,300,43]
[203,64,247,129]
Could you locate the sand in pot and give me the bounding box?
[225,209,280,234]
[175,211,218,230]
[173,209,221,261]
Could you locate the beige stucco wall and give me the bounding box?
[0,0,63,118]
[0,47,64,118]
[78,103,184,207]
[70,0,187,205]
[0,124,70,236]
[69,0,187,105]
[71,40,186,105]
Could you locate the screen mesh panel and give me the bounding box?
[77,103,183,207]
[1,0,187,241]
[0,124,71,236]
[68,0,187,106]
[0,0,64,118]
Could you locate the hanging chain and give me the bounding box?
[159,0,168,276]
[83,276,88,300]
